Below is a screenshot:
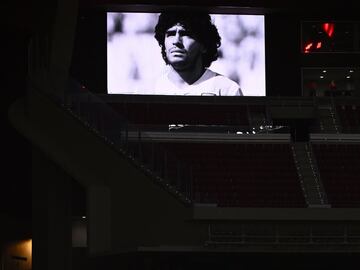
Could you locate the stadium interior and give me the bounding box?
[2,0,360,269]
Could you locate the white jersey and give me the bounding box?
[154,69,242,96]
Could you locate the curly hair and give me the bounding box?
[154,10,221,68]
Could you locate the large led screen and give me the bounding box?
[107,12,266,96]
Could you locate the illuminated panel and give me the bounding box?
[302,21,359,53]
[107,12,266,96]
[2,239,32,270]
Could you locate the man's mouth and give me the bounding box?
[170,49,186,54]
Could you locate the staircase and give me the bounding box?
[292,142,330,207]
[316,102,340,133]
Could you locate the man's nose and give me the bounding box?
[173,32,182,45]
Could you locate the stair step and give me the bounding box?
[292,142,329,206]
[308,204,331,208]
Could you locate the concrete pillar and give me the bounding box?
[87,186,111,254]
[32,149,72,270]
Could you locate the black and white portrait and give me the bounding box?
[107,12,265,96]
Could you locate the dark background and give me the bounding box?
[1,1,47,238]
[2,17,31,226]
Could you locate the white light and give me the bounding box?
[349,70,354,73]
[82,216,86,219]
[346,76,351,79]
[320,75,324,79]
[322,70,327,73]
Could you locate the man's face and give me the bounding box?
[164,24,205,71]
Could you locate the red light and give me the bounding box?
[322,23,334,37]
[304,42,313,53]
[316,42,322,49]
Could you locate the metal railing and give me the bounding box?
[32,76,194,205]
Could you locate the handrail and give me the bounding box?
[30,76,194,206]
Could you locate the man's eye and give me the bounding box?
[180,31,191,37]
[166,31,176,37]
